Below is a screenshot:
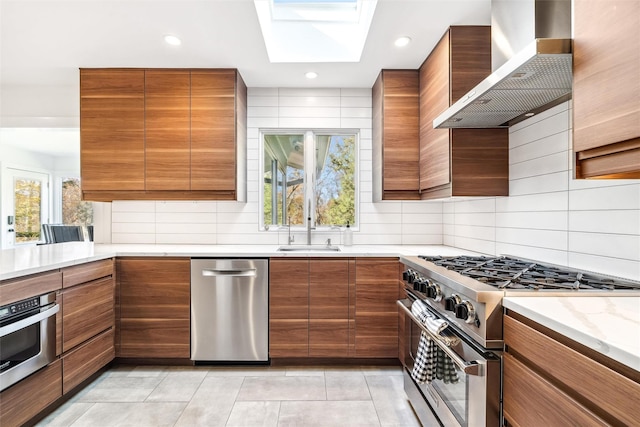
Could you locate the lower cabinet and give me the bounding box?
[62,329,115,393]
[117,258,190,358]
[503,312,640,427]
[0,360,62,427]
[354,258,400,358]
[269,257,399,359]
[60,259,115,393]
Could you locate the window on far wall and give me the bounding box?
[14,177,43,243]
[61,177,93,226]
[262,130,357,229]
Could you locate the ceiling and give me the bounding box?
[0,0,490,154]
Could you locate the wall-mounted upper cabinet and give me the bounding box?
[372,70,421,201]
[80,68,247,202]
[419,26,509,200]
[573,0,640,179]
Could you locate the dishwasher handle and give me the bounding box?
[201,268,257,277]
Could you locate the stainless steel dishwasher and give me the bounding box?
[190,259,269,362]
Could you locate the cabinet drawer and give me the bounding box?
[0,359,62,427]
[62,258,114,289]
[504,315,640,426]
[63,328,114,393]
[0,271,62,305]
[503,353,607,427]
[355,258,399,283]
[119,318,189,358]
[62,277,115,352]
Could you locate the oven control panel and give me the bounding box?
[0,297,40,321]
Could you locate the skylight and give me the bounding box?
[254,0,378,63]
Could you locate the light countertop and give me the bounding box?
[503,296,640,372]
[0,242,480,281]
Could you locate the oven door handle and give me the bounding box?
[0,304,59,338]
[397,300,483,376]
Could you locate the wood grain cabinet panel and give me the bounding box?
[80,68,247,201]
[62,328,115,393]
[80,69,145,194]
[0,270,61,306]
[503,353,608,427]
[62,258,114,289]
[309,259,349,357]
[0,359,62,427]
[573,0,640,179]
[191,69,244,193]
[419,26,509,199]
[372,70,420,200]
[504,314,640,426]
[354,258,399,358]
[269,258,309,357]
[145,70,191,190]
[117,258,190,358]
[61,277,115,352]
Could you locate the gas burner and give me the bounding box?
[417,255,640,291]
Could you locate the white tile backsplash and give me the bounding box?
[447,101,640,280]
[101,96,639,281]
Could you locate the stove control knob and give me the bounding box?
[455,300,476,324]
[412,278,422,291]
[444,294,461,311]
[426,283,443,302]
[419,279,430,293]
[402,270,410,282]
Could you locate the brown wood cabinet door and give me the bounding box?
[354,258,399,358]
[503,353,608,427]
[62,328,114,393]
[419,26,508,199]
[376,70,420,199]
[80,69,145,192]
[505,315,640,426]
[0,359,61,427]
[190,69,237,192]
[573,0,640,178]
[419,31,451,192]
[61,277,115,352]
[117,258,190,358]
[145,70,191,190]
[269,258,309,357]
[309,259,349,357]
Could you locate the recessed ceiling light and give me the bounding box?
[164,35,182,46]
[305,71,318,79]
[524,112,535,117]
[394,36,411,47]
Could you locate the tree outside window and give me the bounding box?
[263,131,356,229]
[62,178,93,226]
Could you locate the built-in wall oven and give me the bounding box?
[0,291,59,392]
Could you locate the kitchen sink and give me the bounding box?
[277,245,341,252]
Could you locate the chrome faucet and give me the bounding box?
[307,200,313,245]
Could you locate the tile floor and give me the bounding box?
[37,364,422,427]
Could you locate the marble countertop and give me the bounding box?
[0,242,480,281]
[503,296,640,372]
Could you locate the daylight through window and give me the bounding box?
[262,131,356,229]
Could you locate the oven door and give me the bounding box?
[0,300,59,392]
[398,299,501,427]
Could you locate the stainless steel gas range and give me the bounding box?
[398,254,640,427]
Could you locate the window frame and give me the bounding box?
[259,128,359,232]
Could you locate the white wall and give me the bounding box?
[109,88,444,246]
[444,101,640,281]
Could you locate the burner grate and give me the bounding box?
[418,255,640,291]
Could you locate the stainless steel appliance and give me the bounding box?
[191,259,269,362]
[0,291,59,391]
[399,255,640,427]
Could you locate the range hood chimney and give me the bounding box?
[434,0,572,129]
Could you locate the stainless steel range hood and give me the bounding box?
[434,0,572,129]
